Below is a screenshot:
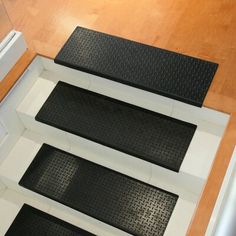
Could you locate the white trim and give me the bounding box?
[0,31,16,53]
[206,147,236,236]
[0,30,27,80]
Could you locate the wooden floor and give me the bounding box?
[2,0,236,235]
[0,1,12,41]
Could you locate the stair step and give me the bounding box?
[6,204,94,236]
[0,192,50,236]
[55,26,218,107]
[0,188,135,236]
[36,81,196,172]
[19,143,178,236]
[0,136,197,235]
[16,77,224,195]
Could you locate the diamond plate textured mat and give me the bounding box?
[36,81,196,172]
[5,204,94,236]
[55,26,218,107]
[19,144,178,236]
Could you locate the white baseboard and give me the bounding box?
[0,30,27,80]
[206,147,236,236]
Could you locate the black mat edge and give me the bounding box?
[35,81,197,172]
[19,143,179,235]
[5,204,95,236]
[54,26,219,107]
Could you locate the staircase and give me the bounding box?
[0,27,229,236]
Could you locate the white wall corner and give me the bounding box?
[0,30,27,80]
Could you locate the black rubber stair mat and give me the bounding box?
[36,81,196,172]
[55,26,218,107]
[19,144,178,236]
[5,204,94,236]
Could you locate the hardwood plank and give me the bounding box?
[2,0,236,114]
[187,113,236,235]
[0,49,36,102]
[0,1,12,41]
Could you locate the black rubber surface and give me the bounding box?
[19,144,178,236]
[55,26,218,107]
[5,204,94,236]
[36,81,196,172]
